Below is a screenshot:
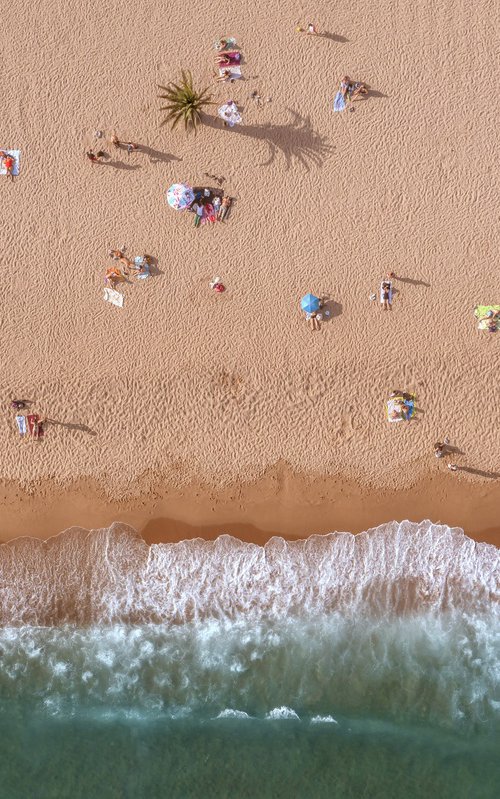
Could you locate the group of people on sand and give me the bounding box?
[12,400,45,439]
[105,249,152,289]
[86,133,139,164]
[192,195,232,227]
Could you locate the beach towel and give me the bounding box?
[218,66,242,80]
[0,149,20,175]
[134,256,150,279]
[333,91,346,112]
[27,414,43,438]
[214,36,237,51]
[474,305,500,329]
[103,287,124,307]
[380,281,393,304]
[386,397,415,422]
[15,415,27,436]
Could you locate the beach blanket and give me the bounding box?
[474,305,500,329]
[103,287,124,307]
[218,66,242,80]
[134,256,150,279]
[27,414,43,438]
[380,281,393,304]
[15,415,27,436]
[0,149,20,175]
[333,91,346,112]
[386,397,415,422]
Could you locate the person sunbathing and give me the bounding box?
[109,250,133,270]
[218,196,232,221]
[381,280,392,310]
[217,69,232,82]
[0,151,15,180]
[307,312,320,331]
[215,52,241,66]
[129,255,152,276]
[478,309,499,332]
[105,266,125,289]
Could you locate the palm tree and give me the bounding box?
[158,70,212,132]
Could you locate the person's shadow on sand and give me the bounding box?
[45,419,97,436]
[318,32,349,42]
[203,109,334,170]
[137,146,182,165]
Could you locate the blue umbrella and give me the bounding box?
[301,293,321,314]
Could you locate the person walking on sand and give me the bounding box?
[448,463,458,472]
[111,135,138,154]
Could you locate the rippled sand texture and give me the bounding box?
[1,1,499,492]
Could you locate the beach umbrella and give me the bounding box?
[218,101,242,127]
[301,293,321,314]
[167,183,195,210]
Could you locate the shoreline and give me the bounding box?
[1,464,499,548]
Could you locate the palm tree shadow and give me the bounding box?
[203,109,334,170]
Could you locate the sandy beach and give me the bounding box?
[1,0,499,546]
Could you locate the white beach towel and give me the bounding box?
[103,287,124,307]
[218,66,242,80]
[0,149,20,175]
[15,414,27,436]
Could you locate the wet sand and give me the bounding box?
[1,465,499,548]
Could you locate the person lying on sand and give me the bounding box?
[218,196,232,221]
[381,280,392,310]
[0,151,15,180]
[129,255,152,277]
[307,312,320,331]
[105,266,126,289]
[478,309,499,332]
[109,250,133,270]
[215,52,241,66]
[216,69,233,82]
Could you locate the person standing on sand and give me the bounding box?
[434,438,450,458]
[86,150,105,163]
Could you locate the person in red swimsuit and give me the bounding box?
[0,151,15,180]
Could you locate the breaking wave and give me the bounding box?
[0,520,497,625]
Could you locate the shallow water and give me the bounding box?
[0,521,498,797]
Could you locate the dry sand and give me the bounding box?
[0,1,499,544]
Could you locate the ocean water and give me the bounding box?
[0,521,498,798]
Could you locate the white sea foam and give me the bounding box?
[311,715,338,724]
[266,707,300,720]
[215,709,252,719]
[0,520,497,625]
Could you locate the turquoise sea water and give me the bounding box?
[0,522,498,798]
